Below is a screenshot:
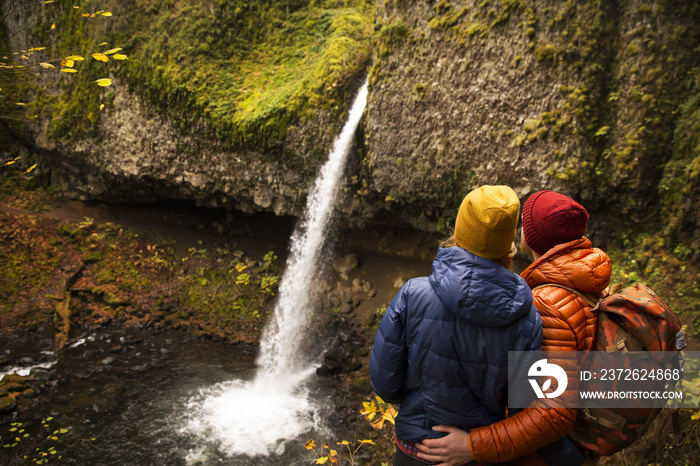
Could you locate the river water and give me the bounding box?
[0,324,333,465]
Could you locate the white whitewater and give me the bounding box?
[182,80,369,459]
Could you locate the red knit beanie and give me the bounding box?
[522,190,589,256]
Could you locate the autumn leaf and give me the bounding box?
[60,69,78,73]
[370,417,386,430]
[51,24,56,30]
[92,53,109,62]
[336,440,350,446]
[61,59,74,68]
[360,400,377,421]
[113,54,128,60]
[304,439,315,450]
[93,78,112,87]
[101,12,113,16]
[382,410,396,425]
[16,102,26,106]
[315,458,328,465]
[40,62,55,69]
[66,55,84,61]
[104,48,122,55]
[99,104,105,111]
[26,164,37,174]
[359,439,375,444]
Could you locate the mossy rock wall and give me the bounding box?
[2,0,374,217]
[360,0,700,241]
[3,0,700,256]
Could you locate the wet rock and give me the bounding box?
[30,368,51,380]
[339,302,354,315]
[100,356,118,366]
[316,362,342,377]
[1,374,28,386]
[0,396,15,413]
[20,387,37,398]
[333,254,359,278]
[350,376,373,395]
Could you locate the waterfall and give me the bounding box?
[255,79,369,385]
[181,79,369,460]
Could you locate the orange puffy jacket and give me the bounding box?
[469,237,612,464]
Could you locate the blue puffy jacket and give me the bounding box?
[369,246,543,442]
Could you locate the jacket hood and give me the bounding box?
[429,247,534,327]
[521,237,612,294]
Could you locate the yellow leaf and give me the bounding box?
[60,69,78,73]
[5,161,15,166]
[40,62,55,69]
[692,410,700,421]
[29,47,46,52]
[26,164,37,173]
[73,5,79,8]
[61,59,74,68]
[66,55,84,61]
[16,102,26,106]
[99,104,105,111]
[359,440,375,444]
[99,42,109,46]
[382,411,396,425]
[45,1,55,3]
[93,78,112,87]
[304,439,315,450]
[112,54,128,60]
[51,24,56,30]
[371,417,386,429]
[82,13,90,17]
[337,440,350,446]
[92,53,109,62]
[104,48,122,55]
[316,458,328,465]
[101,12,113,16]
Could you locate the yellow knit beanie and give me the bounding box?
[454,185,520,260]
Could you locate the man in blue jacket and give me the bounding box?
[369,185,543,466]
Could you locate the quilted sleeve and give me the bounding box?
[369,283,410,403]
[469,286,587,463]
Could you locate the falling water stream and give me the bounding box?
[180,79,370,462]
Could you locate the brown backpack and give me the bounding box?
[536,282,686,456]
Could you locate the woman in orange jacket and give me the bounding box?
[417,190,612,465]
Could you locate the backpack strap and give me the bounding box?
[580,404,627,430]
[531,283,599,308]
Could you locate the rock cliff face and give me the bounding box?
[39,78,340,218]
[362,0,700,236]
[3,0,700,248]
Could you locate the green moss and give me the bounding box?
[118,0,374,149]
[534,43,558,61]
[375,19,411,57]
